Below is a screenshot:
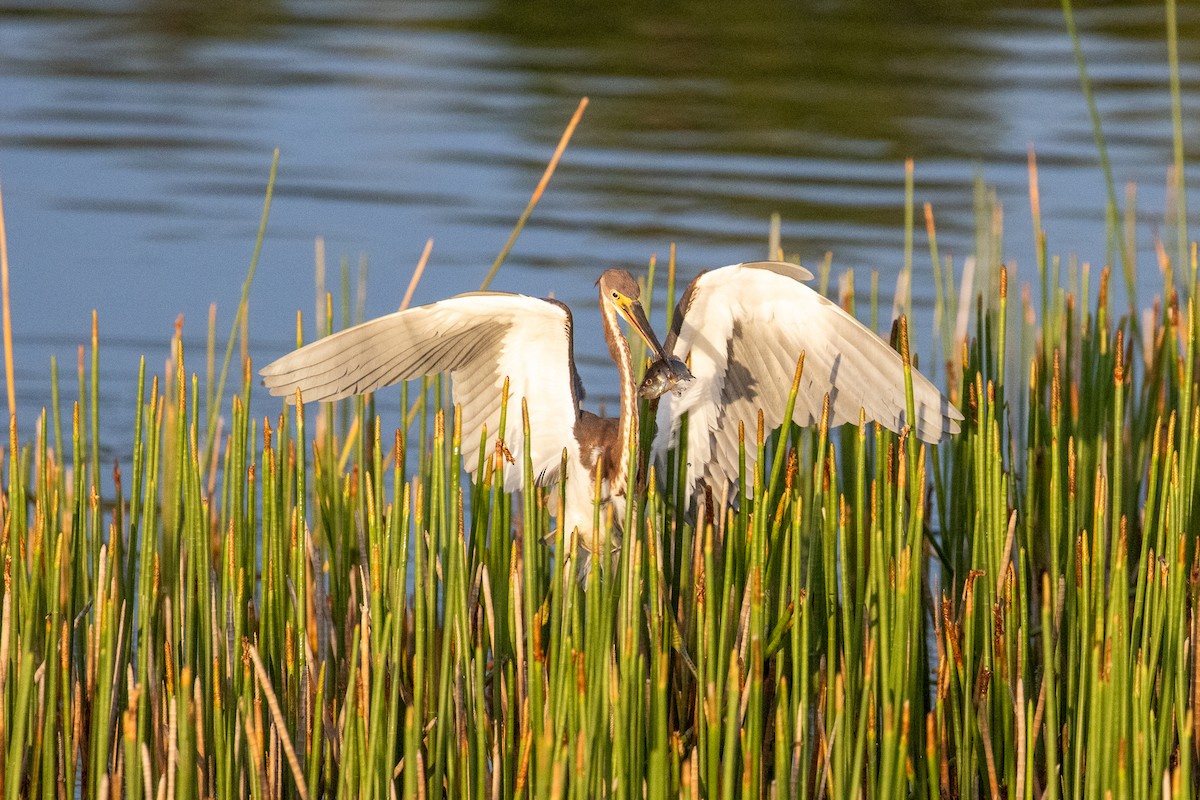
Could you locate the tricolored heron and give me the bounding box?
[260,269,674,549]
[646,261,963,497]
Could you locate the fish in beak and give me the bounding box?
[614,297,694,400]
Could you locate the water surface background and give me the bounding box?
[1,0,1197,452]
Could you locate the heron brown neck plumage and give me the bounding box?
[596,284,637,498]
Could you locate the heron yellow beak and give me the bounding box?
[616,296,669,361]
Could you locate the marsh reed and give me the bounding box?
[1,172,1198,797]
[2,9,1199,791]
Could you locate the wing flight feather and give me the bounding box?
[261,293,580,491]
[653,261,963,493]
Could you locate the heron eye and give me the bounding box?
[612,292,619,299]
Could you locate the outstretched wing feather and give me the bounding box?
[261,293,579,491]
[654,261,962,493]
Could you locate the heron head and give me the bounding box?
[597,269,641,303]
[598,269,668,360]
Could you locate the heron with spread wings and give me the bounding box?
[262,260,961,551]
[645,261,963,499]
[260,269,674,549]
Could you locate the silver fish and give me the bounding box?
[638,355,694,399]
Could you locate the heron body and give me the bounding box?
[260,270,670,549]
[649,261,963,496]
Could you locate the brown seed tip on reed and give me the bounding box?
[785,449,797,493]
[791,351,807,390]
[975,667,991,704]
[1067,441,1076,498]
[999,265,1008,299]
[1113,328,1124,385]
[123,706,138,741]
[813,395,827,443]
[164,639,175,696]
[241,637,253,677]
[1098,266,1110,311]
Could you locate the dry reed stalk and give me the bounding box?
[401,239,434,312]
[478,97,589,291]
[248,646,310,800]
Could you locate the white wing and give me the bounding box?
[653,261,963,493]
[261,293,580,492]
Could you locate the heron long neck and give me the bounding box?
[599,298,637,496]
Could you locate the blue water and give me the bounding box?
[0,0,1196,455]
